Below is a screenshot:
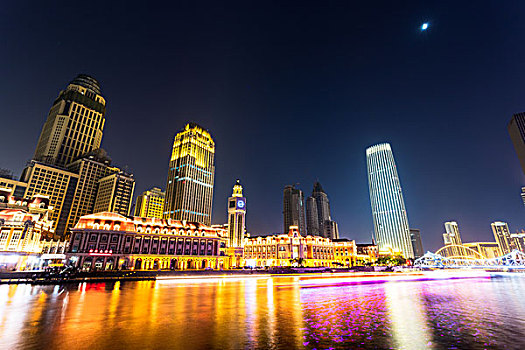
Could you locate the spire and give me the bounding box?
[313,181,324,193]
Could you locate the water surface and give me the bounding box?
[1,274,524,349]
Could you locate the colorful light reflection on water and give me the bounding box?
[1,274,525,349]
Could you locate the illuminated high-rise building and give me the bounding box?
[93,170,135,216]
[227,180,246,248]
[442,221,463,257]
[366,143,414,258]
[65,149,112,234]
[34,74,106,167]
[491,221,516,255]
[163,123,215,225]
[283,185,306,235]
[20,161,79,237]
[443,221,462,245]
[135,187,165,219]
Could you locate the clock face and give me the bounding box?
[237,200,245,208]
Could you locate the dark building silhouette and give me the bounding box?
[283,185,306,235]
[305,181,338,239]
[410,228,424,258]
[508,112,525,175]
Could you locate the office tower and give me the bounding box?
[135,187,165,219]
[410,228,424,258]
[20,161,79,237]
[443,221,463,245]
[34,74,106,167]
[227,180,246,248]
[306,196,319,236]
[491,221,516,255]
[163,123,215,225]
[366,143,414,258]
[442,221,464,257]
[65,149,112,232]
[283,185,306,235]
[325,220,339,240]
[306,181,333,238]
[93,170,135,216]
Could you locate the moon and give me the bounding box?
[421,23,429,31]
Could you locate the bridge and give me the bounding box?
[414,250,525,269]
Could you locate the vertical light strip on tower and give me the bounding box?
[366,143,414,258]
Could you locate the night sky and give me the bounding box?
[2,1,525,251]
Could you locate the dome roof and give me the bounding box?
[69,74,101,95]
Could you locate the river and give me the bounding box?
[1,273,524,349]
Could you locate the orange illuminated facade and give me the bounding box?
[67,212,228,271]
[243,226,353,267]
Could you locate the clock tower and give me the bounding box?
[227,180,246,250]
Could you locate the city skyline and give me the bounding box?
[3,2,525,250]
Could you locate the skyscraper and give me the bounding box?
[34,74,106,167]
[491,221,516,255]
[306,181,335,238]
[227,180,246,248]
[65,149,112,233]
[305,196,319,236]
[135,187,165,219]
[366,143,414,258]
[163,123,215,225]
[442,221,463,257]
[20,161,79,237]
[93,170,135,216]
[283,185,306,235]
[410,228,424,258]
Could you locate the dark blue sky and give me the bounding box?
[2,1,525,251]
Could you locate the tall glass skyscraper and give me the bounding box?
[366,143,414,258]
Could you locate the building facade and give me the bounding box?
[243,226,336,267]
[163,123,215,225]
[305,196,319,236]
[93,170,135,216]
[20,161,79,237]
[0,193,56,271]
[67,212,228,271]
[491,221,516,255]
[410,228,424,258]
[325,220,339,240]
[283,185,306,235]
[134,187,165,219]
[442,221,464,257]
[463,242,502,259]
[33,74,106,167]
[65,150,113,235]
[366,143,414,258]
